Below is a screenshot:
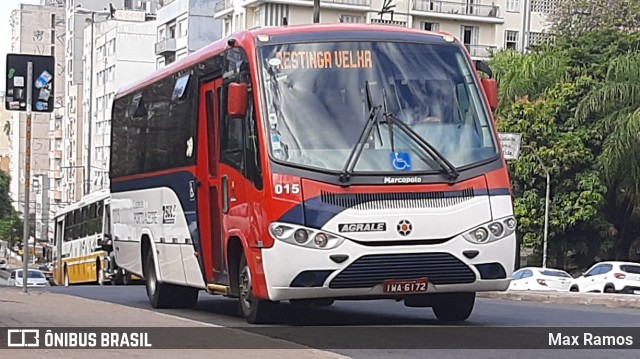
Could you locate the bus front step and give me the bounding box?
[207,284,230,295]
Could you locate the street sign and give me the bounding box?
[5,54,55,113]
[498,132,522,160]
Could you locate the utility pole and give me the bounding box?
[86,11,95,196]
[313,0,320,23]
[22,62,33,293]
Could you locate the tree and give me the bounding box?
[549,0,640,38]
[490,49,569,112]
[0,211,22,248]
[0,172,13,219]
[497,79,609,269]
[575,53,640,260]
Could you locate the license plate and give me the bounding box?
[383,278,428,294]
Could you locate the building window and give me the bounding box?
[504,30,519,50]
[422,22,440,31]
[531,0,555,14]
[340,15,363,23]
[169,24,176,39]
[263,4,289,26]
[506,0,520,12]
[254,9,261,27]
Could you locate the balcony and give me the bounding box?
[155,38,177,56]
[412,0,503,24]
[49,190,62,201]
[319,0,371,6]
[465,44,498,59]
[54,150,63,159]
[214,0,232,12]
[53,129,62,139]
[52,171,62,179]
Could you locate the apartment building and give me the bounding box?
[155,0,223,68]
[8,3,66,242]
[213,0,555,60]
[0,92,11,173]
[62,0,158,205]
[83,10,157,192]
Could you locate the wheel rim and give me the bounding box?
[239,263,253,310]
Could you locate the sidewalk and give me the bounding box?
[0,288,352,359]
[478,290,640,308]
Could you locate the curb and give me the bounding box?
[478,291,640,309]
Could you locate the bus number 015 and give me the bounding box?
[274,184,300,195]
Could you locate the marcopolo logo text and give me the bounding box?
[383,176,422,184]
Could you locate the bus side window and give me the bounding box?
[220,88,245,172]
[220,47,263,190]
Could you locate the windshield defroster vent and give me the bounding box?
[319,188,475,210]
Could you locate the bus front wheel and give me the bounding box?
[143,248,198,309]
[431,292,475,322]
[238,254,274,324]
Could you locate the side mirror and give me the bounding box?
[228,82,248,118]
[482,78,499,112]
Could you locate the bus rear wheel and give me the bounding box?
[238,254,275,324]
[431,292,475,322]
[96,259,105,286]
[143,248,198,309]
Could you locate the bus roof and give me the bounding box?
[53,188,110,219]
[115,23,453,99]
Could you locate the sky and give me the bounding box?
[1,0,41,93]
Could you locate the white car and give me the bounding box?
[569,261,640,294]
[8,269,50,287]
[508,267,573,291]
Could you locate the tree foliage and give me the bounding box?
[0,172,22,248]
[549,0,640,38]
[491,24,640,269]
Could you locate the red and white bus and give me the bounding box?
[109,23,516,324]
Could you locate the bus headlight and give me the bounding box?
[463,216,516,244]
[269,223,346,250]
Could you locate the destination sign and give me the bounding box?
[273,50,373,70]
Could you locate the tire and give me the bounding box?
[143,248,198,309]
[570,286,579,292]
[432,293,475,322]
[97,260,105,286]
[604,286,615,293]
[64,267,70,287]
[238,253,275,324]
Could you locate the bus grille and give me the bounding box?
[319,188,475,210]
[328,253,476,289]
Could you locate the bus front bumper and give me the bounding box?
[260,233,515,302]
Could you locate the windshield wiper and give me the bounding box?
[339,81,381,186]
[382,110,460,181]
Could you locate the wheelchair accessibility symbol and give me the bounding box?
[390,152,412,171]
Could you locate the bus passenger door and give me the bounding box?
[197,78,226,285]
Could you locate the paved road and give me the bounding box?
[16,284,640,359]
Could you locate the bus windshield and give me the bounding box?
[258,41,499,174]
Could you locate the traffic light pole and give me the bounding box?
[22,61,33,293]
